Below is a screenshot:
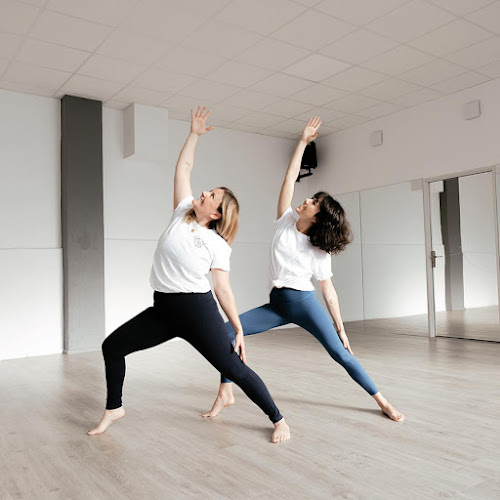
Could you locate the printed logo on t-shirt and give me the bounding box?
[194,235,204,248]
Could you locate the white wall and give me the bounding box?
[313,77,500,323]
[0,90,63,360]
[103,109,304,334]
[316,77,500,195]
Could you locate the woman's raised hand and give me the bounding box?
[301,116,321,143]
[190,106,214,136]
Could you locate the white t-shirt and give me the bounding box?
[269,206,333,291]
[150,196,231,293]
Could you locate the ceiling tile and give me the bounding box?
[18,0,45,6]
[466,2,500,35]
[446,36,500,69]
[61,74,124,100]
[179,79,242,103]
[97,30,170,66]
[204,104,249,123]
[78,54,147,84]
[233,112,286,128]
[295,107,345,122]
[283,54,351,82]
[271,10,355,51]
[478,59,500,78]
[392,87,442,106]
[314,0,408,26]
[362,45,435,75]
[294,0,322,7]
[47,0,136,27]
[120,2,205,43]
[107,86,173,106]
[250,73,314,97]
[215,0,306,35]
[360,78,421,100]
[366,1,455,43]
[0,80,58,97]
[408,19,492,57]
[30,10,112,51]
[428,0,495,16]
[170,0,233,17]
[222,90,283,110]
[263,99,315,118]
[227,123,261,134]
[431,71,491,93]
[266,118,307,134]
[328,94,382,113]
[104,100,129,109]
[399,59,466,87]
[322,66,388,92]
[0,58,9,75]
[156,48,227,78]
[3,61,70,89]
[16,39,90,72]
[261,129,297,139]
[205,61,272,88]
[0,33,23,59]
[290,84,348,106]
[319,29,398,65]
[358,101,402,119]
[161,95,218,116]
[235,39,311,71]
[0,0,40,35]
[326,114,369,129]
[133,68,194,93]
[181,20,261,58]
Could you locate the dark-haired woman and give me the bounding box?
[203,117,404,422]
[88,107,290,442]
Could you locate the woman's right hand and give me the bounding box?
[190,106,214,136]
[301,116,321,143]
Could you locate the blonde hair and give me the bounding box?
[184,187,239,245]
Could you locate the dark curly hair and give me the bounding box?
[308,191,352,254]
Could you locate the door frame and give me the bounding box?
[422,165,500,338]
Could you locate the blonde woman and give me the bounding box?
[88,107,290,443]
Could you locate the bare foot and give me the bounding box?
[271,418,291,443]
[201,393,235,418]
[87,407,125,435]
[378,399,404,422]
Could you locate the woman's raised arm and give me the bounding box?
[173,106,214,209]
[277,117,321,219]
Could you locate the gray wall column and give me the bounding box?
[61,95,105,353]
[440,178,465,311]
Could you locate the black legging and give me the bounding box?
[102,291,283,423]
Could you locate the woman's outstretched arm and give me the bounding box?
[318,278,353,355]
[276,116,321,219]
[212,268,246,363]
[173,106,214,209]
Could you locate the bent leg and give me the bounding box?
[222,302,288,384]
[186,298,283,423]
[102,307,171,409]
[290,296,378,395]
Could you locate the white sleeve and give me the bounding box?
[211,241,232,271]
[172,196,194,217]
[274,207,295,228]
[313,252,333,281]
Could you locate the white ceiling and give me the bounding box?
[2,0,500,139]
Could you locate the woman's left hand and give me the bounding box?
[190,106,214,136]
[338,329,354,355]
[234,332,247,363]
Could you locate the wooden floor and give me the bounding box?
[1,322,499,499]
[350,307,500,342]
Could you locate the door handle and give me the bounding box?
[431,250,442,268]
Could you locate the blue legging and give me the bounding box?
[222,287,378,395]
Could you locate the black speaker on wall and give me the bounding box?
[297,141,317,182]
